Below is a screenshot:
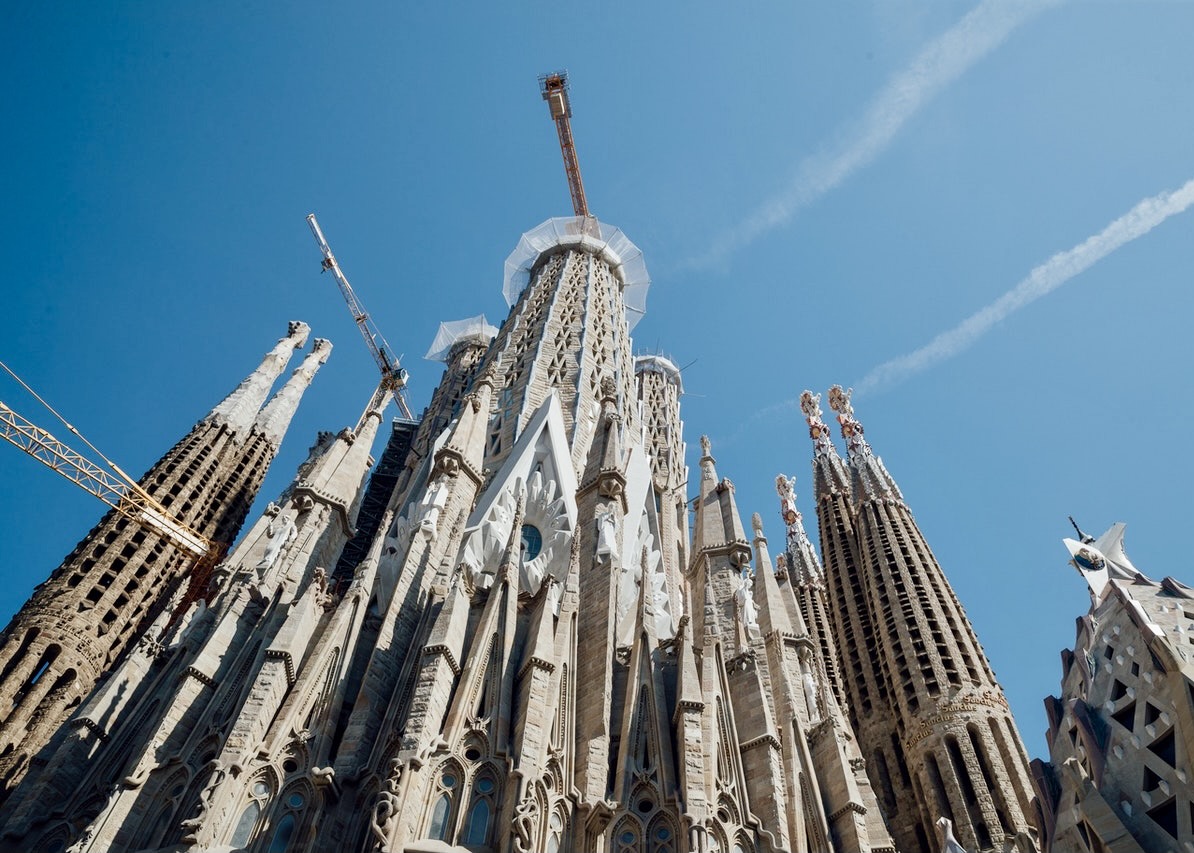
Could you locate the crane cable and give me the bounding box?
[0,358,142,492]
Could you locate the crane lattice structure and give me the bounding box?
[306,214,414,420]
[0,394,219,575]
[539,71,590,218]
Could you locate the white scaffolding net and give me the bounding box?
[503,217,650,331]
[424,315,499,362]
[634,354,683,393]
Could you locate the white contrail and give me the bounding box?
[857,177,1194,393]
[691,0,1055,269]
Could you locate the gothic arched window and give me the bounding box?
[611,817,642,853]
[545,809,565,853]
[646,815,676,853]
[462,772,496,846]
[229,777,273,848]
[264,787,308,853]
[428,765,459,840]
[266,814,296,853]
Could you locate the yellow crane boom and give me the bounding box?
[0,399,214,560]
[306,214,415,420]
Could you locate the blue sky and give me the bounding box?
[3,2,1192,760]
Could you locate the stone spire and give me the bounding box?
[776,473,845,709]
[801,390,851,500]
[207,320,310,435]
[690,435,752,652]
[253,338,332,446]
[823,387,1039,853]
[800,388,887,748]
[0,324,315,800]
[826,384,902,505]
[751,512,797,639]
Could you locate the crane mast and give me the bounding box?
[306,214,414,420]
[539,71,590,217]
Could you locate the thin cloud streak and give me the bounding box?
[857,178,1194,393]
[690,0,1054,270]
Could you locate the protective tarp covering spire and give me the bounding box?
[423,315,498,362]
[503,216,650,330]
[634,354,683,393]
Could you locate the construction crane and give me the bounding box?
[539,71,590,218]
[306,214,414,420]
[0,366,223,621]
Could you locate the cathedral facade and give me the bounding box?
[0,215,1042,852]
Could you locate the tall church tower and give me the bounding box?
[0,322,325,797]
[807,385,1038,853]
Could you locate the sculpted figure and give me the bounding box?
[650,567,676,639]
[799,650,821,723]
[256,511,298,576]
[461,488,516,589]
[418,476,451,539]
[595,504,618,563]
[734,569,760,644]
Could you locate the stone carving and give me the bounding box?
[799,649,821,724]
[650,566,675,640]
[936,817,967,853]
[518,471,571,596]
[256,511,298,577]
[461,488,517,591]
[417,476,451,539]
[776,475,799,526]
[734,569,761,646]
[370,759,403,845]
[614,545,646,648]
[511,791,539,853]
[595,504,618,564]
[385,514,412,557]
[827,385,853,418]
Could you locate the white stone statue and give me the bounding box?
[650,567,675,640]
[256,511,298,577]
[735,568,760,643]
[615,558,642,648]
[417,476,450,539]
[461,488,517,589]
[595,504,618,563]
[799,651,821,723]
[936,817,968,853]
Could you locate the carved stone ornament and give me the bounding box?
[776,474,799,526]
[461,472,571,596]
[417,475,451,540]
[734,569,761,647]
[827,385,853,418]
[595,503,618,565]
[256,511,298,577]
